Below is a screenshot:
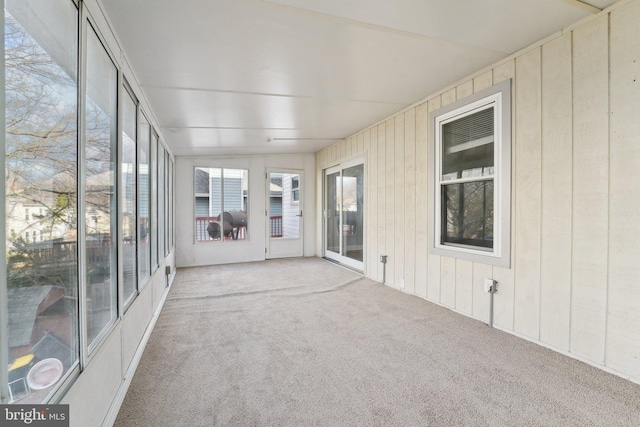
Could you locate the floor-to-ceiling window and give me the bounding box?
[157,144,165,259]
[4,0,79,402]
[3,1,174,406]
[138,112,151,285]
[121,84,138,306]
[150,131,159,272]
[85,22,118,349]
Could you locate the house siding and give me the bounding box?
[316,0,640,383]
[282,174,299,238]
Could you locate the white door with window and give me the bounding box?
[266,169,304,258]
[324,158,365,271]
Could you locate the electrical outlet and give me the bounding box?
[484,278,496,293]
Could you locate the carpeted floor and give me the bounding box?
[114,258,640,426]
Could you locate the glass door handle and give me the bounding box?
[297,211,303,217]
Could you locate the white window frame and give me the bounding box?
[429,79,511,268]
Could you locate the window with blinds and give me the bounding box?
[429,80,512,268]
[441,106,495,249]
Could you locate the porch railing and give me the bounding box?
[195,215,283,242]
[269,216,282,238]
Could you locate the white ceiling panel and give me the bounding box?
[100,0,609,156]
[266,0,594,52]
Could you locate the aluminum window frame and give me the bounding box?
[429,79,512,268]
[193,166,250,244]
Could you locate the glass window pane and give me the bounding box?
[122,89,137,304]
[267,173,283,238]
[150,132,158,270]
[195,167,220,242]
[222,169,248,241]
[281,173,299,238]
[342,165,364,262]
[157,145,165,258]
[195,168,248,242]
[168,158,174,249]
[85,24,117,348]
[5,0,79,402]
[138,114,150,285]
[164,151,170,256]
[326,172,340,254]
[442,107,494,181]
[442,181,494,248]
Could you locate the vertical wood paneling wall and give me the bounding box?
[316,0,640,383]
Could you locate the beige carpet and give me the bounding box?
[114,258,640,426]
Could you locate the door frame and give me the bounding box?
[265,168,304,259]
[323,157,365,271]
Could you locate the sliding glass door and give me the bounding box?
[324,158,365,271]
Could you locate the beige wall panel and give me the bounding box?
[394,114,405,289]
[494,60,515,85]
[438,90,457,302]
[513,48,542,340]
[491,59,515,331]
[472,262,493,322]
[385,119,396,287]
[358,132,365,154]
[377,124,387,282]
[540,33,572,351]
[456,80,474,100]
[440,256,456,308]
[455,260,473,315]
[426,97,442,302]
[474,70,494,92]
[414,102,429,298]
[366,129,378,280]
[345,137,353,158]
[331,144,338,164]
[363,130,370,151]
[340,139,347,160]
[493,266,515,330]
[404,108,417,294]
[571,15,609,363]
[441,88,456,107]
[607,1,640,379]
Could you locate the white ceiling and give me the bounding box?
[100,0,614,157]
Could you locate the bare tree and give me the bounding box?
[5,13,78,288]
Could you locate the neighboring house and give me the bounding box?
[7,286,73,363]
[281,174,300,239]
[194,168,247,217]
[5,180,70,251]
